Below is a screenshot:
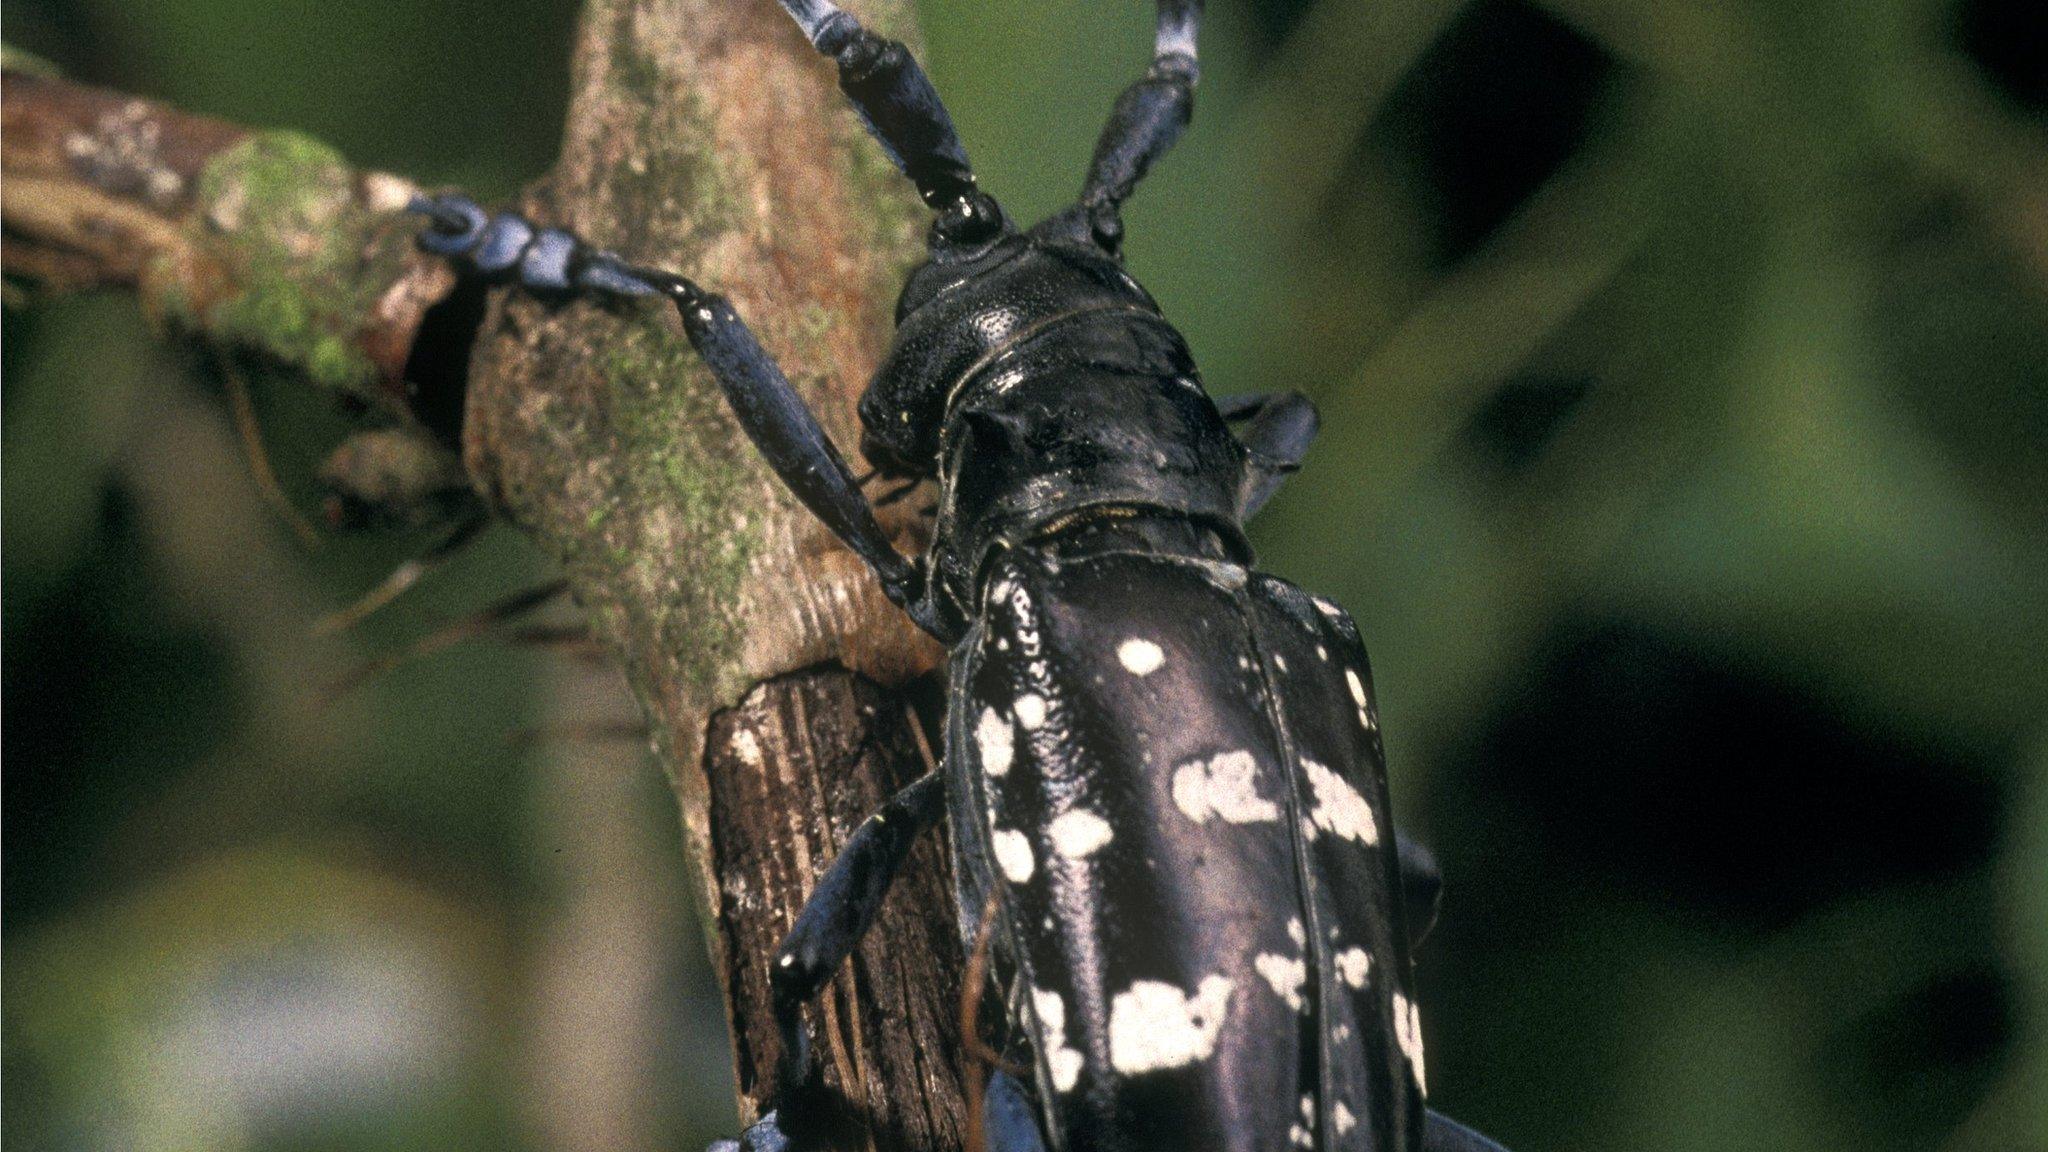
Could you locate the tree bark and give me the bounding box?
[1,1,966,1147]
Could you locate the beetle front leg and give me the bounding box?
[412,196,956,641]
[658,281,954,636]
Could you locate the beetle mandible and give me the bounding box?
[413,1,1513,1149]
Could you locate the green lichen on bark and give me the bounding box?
[596,309,761,701]
[579,70,769,698]
[171,131,416,408]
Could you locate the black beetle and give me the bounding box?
[415,2,1512,1149]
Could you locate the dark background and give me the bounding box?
[5,0,2045,1149]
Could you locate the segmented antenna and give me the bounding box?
[771,0,1003,244]
[1075,0,1206,252]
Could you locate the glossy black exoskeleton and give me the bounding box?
[414,2,1511,1150]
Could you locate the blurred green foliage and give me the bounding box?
[4,0,2045,1149]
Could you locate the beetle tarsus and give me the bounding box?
[409,193,661,297]
[980,1071,1050,1152]
[706,1111,793,1152]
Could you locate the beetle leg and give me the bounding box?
[1426,1110,1514,1151]
[409,194,661,297]
[978,1070,1050,1152]
[655,277,955,635]
[766,773,949,1131]
[411,197,957,641]
[1065,0,1204,254]
[1395,828,1446,951]
[1218,390,1319,519]
[706,1113,789,1152]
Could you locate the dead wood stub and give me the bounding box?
[706,665,969,1151]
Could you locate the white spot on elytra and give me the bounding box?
[1334,1102,1358,1136]
[1287,918,1306,947]
[1302,759,1380,845]
[1033,986,1064,1031]
[1393,992,1427,1095]
[1274,654,1288,673]
[1014,693,1047,730]
[1254,953,1308,1011]
[1335,947,1372,988]
[1108,975,1234,1074]
[976,707,1014,777]
[1118,638,1165,676]
[1290,1125,1313,1149]
[1171,751,1280,824]
[1345,668,1367,707]
[993,829,1034,883]
[1047,809,1114,859]
[1051,1048,1083,1094]
[1332,1023,1353,1044]
[1032,987,1085,1093]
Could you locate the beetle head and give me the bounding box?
[858,230,1031,473]
[860,231,1161,476]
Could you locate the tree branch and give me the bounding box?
[2,0,964,1145]
[1,69,451,416]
